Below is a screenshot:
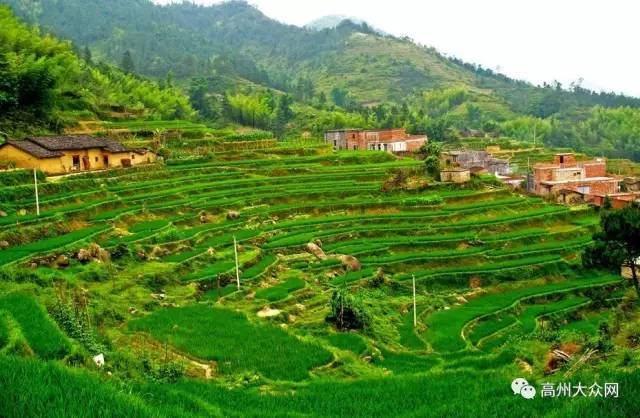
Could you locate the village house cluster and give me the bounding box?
[0,136,156,175]
[324,129,640,208]
[528,153,640,208]
[324,128,427,153]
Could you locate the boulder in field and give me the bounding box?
[93,353,105,368]
[257,306,281,318]
[0,210,7,217]
[56,255,70,267]
[339,255,361,272]
[77,248,92,262]
[149,246,168,259]
[98,248,111,263]
[227,211,241,220]
[306,242,327,260]
[0,240,9,250]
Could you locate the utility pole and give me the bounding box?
[233,236,240,289]
[33,168,40,216]
[412,274,417,327]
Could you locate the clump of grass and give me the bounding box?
[326,333,367,354]
[255,278,305,301]
[129,305,332,381]
[0,293,71,359]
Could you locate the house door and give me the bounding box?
[103,155,109,167]
[82,156,90,170]
[72,155,81,171]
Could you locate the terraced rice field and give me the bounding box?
[0,143,629,417]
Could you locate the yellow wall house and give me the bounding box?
[0,136,157,175]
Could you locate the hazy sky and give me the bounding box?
[153,0,640,97]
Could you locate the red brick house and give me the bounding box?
[530,153,619,197]
[589,192,640,209]
[324,128,427,153]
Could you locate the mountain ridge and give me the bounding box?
[4,0,639,112]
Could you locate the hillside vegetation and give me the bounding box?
[0,6,194,136]
[0,4,639,415]
[3,0,640,159]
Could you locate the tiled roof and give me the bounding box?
[27,136,129,153]
[2,136,133,158]
[3,140,64,158]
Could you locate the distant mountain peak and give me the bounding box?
[305,14,387,35]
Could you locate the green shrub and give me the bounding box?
[48,298,104,354]
[327,288,370,331]
[77,264,110,282]
[156,362,185,383]
[0,169,45,186]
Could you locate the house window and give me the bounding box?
[95,157,99,162]
[333,140,337,146]
[131,154,135,160]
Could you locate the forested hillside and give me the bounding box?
[2,0,640,160]
[5,0,639,109]
[0,6,194,136]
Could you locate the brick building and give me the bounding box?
[589,192,640,209]
[529,153,619,197]
[324,128,427,153]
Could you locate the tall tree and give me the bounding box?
[272,94,294,138]
[121,50,135,74]
[82,46,92,64]
[582,203,640,299]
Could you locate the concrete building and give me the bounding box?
[440,150,510,176]
[499,175,527,189]
[440,168,471,183]
[0,136,156,175]
[324,128,427,153]
[624,177,640,192]
[529,153,619,197]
